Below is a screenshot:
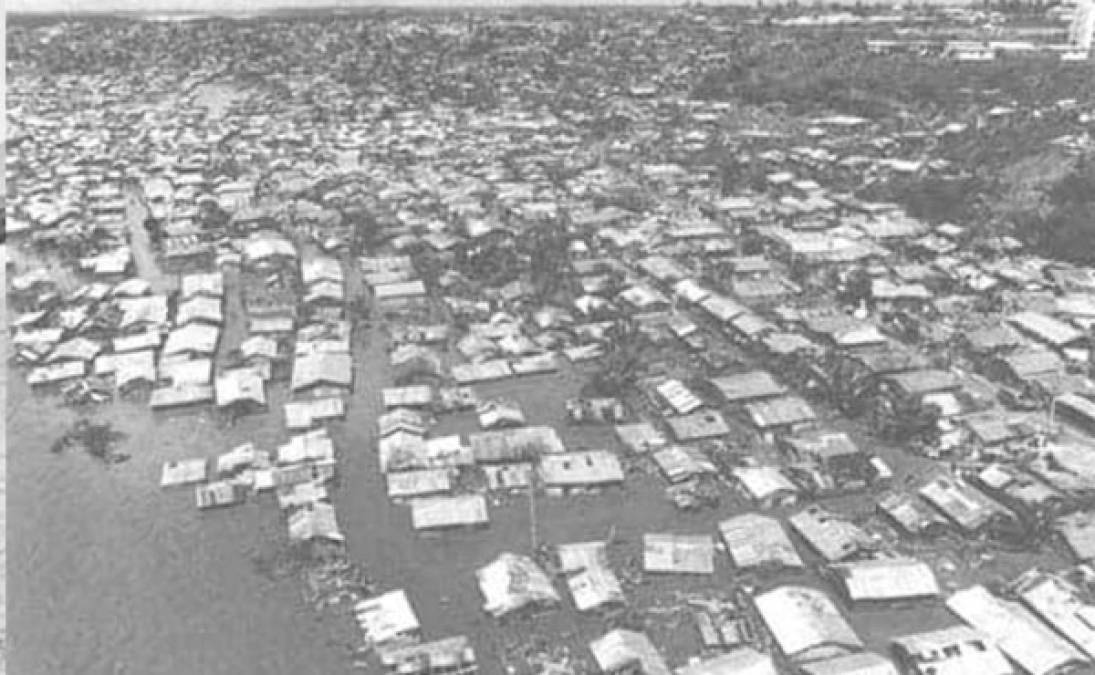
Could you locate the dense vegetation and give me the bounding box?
[1019,160,1095,264]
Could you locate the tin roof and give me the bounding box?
[831,558,940,602]
[789,505,874,562]
[746,395,817,430]
[947,585,1086,675]
[719,513,804,570]
[754,585,863,663]
[799,653,898,675]
[589,629,670,675]
[642,533,715,575]
[710,371,787,403]
[892,625,1012,675]
[540,451,625,488]
[477,552,559,616]
[411,494,489,531]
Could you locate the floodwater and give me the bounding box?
[7,257,1069,675]
[5,181,1076,673]
[5,80,1075,675]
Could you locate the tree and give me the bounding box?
[584,320,646,398]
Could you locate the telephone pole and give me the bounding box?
[528,470,539,552]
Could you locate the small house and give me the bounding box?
[788,505,875,562]
[642,533,715,575]
[540,451,625,491]
[753,586,864,663]
[829,558,940,605]
[477,552,560,617]
[355,589,421,648]
[589,629,671,675]
[718,513,804,571]
[745,395,818,441]
[947,585,1086,675]
[411,495,489,531]
[892,625,1014,675]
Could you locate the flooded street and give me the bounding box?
[3,185,1077,673]
[9,7,1095,675]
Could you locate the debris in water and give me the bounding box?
[51,418,129,464]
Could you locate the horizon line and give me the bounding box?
[7,0,969,17]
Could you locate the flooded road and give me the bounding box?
[4,109,1077,675]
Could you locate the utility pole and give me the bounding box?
[528,470,539,552]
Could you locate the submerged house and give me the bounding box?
[411,494,489,531]
[355,589,421,648]
[918,475,1018,538]
[540,451,625,491]
[892,625,1014,675]
[828,558,941,605]
[588,629,671,675]
[754,585,864,663]
[642,533,715,575]
[800,653,899,675]
[746,395,818,442]
[291,352,353,393]
[718,513,804,571]
[477,552,560,617]
[789,504,875,563]
[946,585,1087,675]
[557,541,625,613]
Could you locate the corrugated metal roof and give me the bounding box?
[710,371,787,403]
[411,495,489,531]
[746,395,817,430]
[832,558,940,602]
[656,379,704,415]
[1009,311,1084,347]
[1018,574,1095,661]
[540,451,624,488]
[892,625,1013,675]
[676,649,777,675]
[789,505,874,562]
[589,630,671,675]
[754,586,863,662]
[719,513,804,570]
[643,533,715,575]
[799,652,898,675]
[947,585,1086,675]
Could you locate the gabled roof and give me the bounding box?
[540,451,625,487]
[1009,311,1084,347]
[892,626,1012,675]
[918,475,1011,533]
[789,505,875,562]
[710,371,787,403]
[754,586,864,663]
[589,629,670,675]
[799,653,899,675]
[666,410,730,442]
[291,352,353,391]
[884,369,961,396]
[676,649,777,675]
[719,513,804,570]
[412,495,489,531]
[947,585,1086,675]
[355,589,419,647]
[642,533,714,575]
[476,552,559,616]
[162,323,220,356]
[215,368,266,408]
[831,558,940,603]
[746,395,817,430]
[1017,573,1095,662]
